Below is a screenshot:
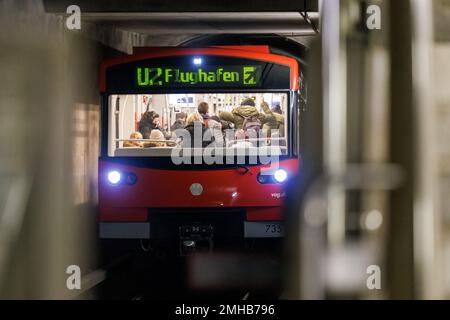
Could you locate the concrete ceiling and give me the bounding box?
[80,12,319,36]
[72,12,318,54]
[42,0,320,51]
[79,12,319,50]
[43,0,319,13]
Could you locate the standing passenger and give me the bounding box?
[208,115,224,147]
[231,129,253,149]
[197,102,210,127]
[170,112,188,131]
[138,110,161,135]
[182,113,211,148]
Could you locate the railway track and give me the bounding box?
[72,247,282,300]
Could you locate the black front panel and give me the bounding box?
[149,208,245,239]
[106,56,291,92]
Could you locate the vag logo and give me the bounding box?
[271,192,286,199]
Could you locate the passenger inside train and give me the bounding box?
[108,93,288,157]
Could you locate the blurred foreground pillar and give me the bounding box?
[388,0,442,299]
[0,1,95,299]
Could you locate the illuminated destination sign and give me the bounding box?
[135,65,262,87]
[104,56,291,91]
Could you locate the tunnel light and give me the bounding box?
[273,169,288,183]
[107,170,121,185]
[363,210,383,231]
[193,57,202,65]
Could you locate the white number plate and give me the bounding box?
[244,222,284,238]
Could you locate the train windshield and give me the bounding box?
[107,93,289,158]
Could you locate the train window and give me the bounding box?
[107,93,289,158]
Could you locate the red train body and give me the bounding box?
[98,46,301,248]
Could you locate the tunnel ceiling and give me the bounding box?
[43,0,319,51]
[43,0,319,13]
[78,12,319,36]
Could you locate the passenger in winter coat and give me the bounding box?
[231,129,254,149]
[170,112,187,131]
[139,110,162,136]
[143,129,166,148]
[198,102,211,126]
[218,98,284,131]
[218,98,259,129]
[262,103,285,137]
[182,113,212,148]
[208,115,224,147]
[123,132,144,148]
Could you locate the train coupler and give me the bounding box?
[179,224,214,256]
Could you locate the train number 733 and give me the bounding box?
[265,224,283,234]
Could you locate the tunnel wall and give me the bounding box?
[433,42,450,297]
[0,0,129,298]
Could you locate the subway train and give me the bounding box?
[98,45,304,255]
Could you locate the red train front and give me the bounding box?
[98,46,301,254]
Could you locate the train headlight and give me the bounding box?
[257,173,271,184]
[273,169,288,183]
[107,170,121,185]
[257,169,289,184]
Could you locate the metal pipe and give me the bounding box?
[80,12,320,35]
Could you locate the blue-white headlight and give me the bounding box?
[273,169,288,183]
[107,170,121,185]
